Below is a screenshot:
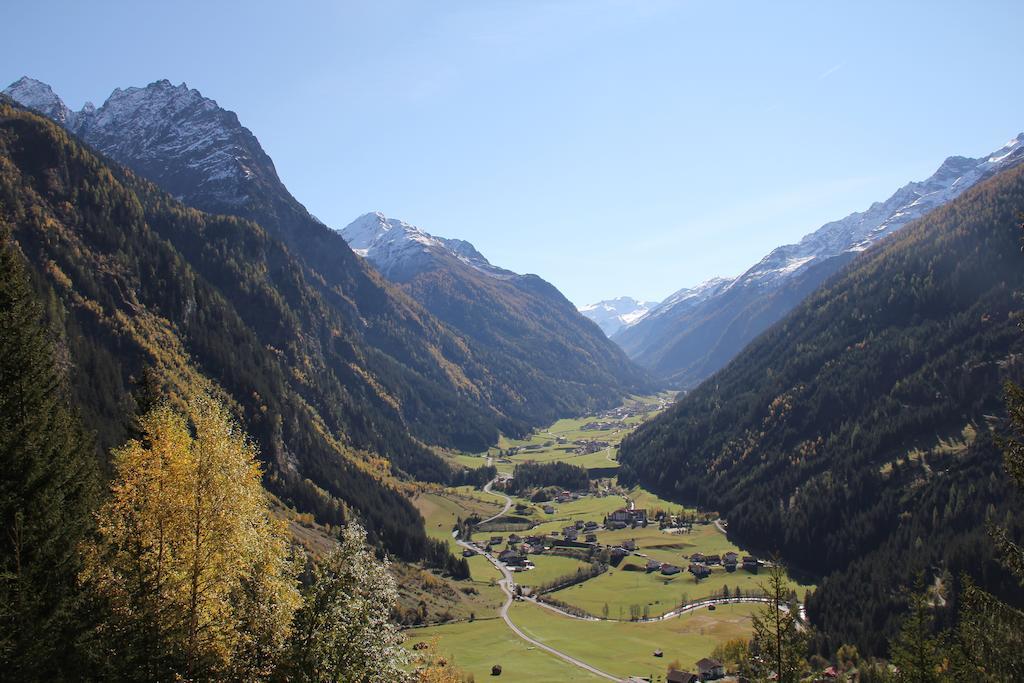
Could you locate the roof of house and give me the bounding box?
[667,671,699,683]
[696,657,723,671]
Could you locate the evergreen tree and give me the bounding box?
[0,229,99,680]
[890,578,947,683]
[953,380,1024,680]
[284,521,409,682]
[751,562,806,683]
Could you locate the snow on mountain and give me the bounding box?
[733,135,1024,292]
[645,277,734,320]
[340,211,514,282]
[650,134,1024,322]
[579,296,659,337]
[3,77,283,212]
[615,132,1024,388]
[3,77,78,126]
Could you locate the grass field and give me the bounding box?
[509,600,756,679]
[517,554,592,587]
[403,617,604,682]
[523,493,625,536]
[551,524,812,617]
[413,491,503,553]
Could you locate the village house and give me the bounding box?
[705,554,721,565]
[611,547,629,560]
[585,533,598,543]
[543,504,555,514]
[508,533,521,544]
[584,520,598,530]
[723,552,738,572]
[690,552,706,564]
[462,548,477,557]
[696,657,725,681]
[688,563,711,579]
[606,507,630,524]
[661,563,682,575]
[607,508,648,527]
[646,558,662,572]
[574,519,586,530]
[563,527,578,541]
[667,670,699,683]
[743,556,759,572]
[498,549,527,567]
[623,538,637,551]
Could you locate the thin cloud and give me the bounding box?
[818,61,846,80]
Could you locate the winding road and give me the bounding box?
[454,479,807,680]
[456,480,622,681]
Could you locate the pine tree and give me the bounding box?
[284,521,409,682]
[890,577,946,683]
[0,229,99,680]
[751,562,806,682]
[953,380,1024,680]
[80,391,299,680]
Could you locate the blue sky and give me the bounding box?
[4,1,1023,305]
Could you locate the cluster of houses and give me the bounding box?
[605,507,648,529]
[572,439,610,455]
[556,518,600,542]
[599,400,658,422]
[580,419,629,431]
[687,551,760,580]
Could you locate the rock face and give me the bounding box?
[578,297,658,337]
[614,133,1024,388]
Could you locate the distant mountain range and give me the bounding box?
[611,133,1024,387]
[578,297,657,337]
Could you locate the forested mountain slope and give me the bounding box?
[343,212,651,424]
[618,161,1024,654]
[6,77,646,436]
[0,101,461,562]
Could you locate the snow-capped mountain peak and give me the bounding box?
[3,77,282,213]
[4,76,75,126]
[340,212,512,281]
[579,296,658,337]
[730,132,1024,290]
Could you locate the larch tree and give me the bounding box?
[284,521,409,682]
[80,391,299,680]
[0,228,99,680]
[751,562,806,683]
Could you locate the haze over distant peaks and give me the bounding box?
[578,296,658,337]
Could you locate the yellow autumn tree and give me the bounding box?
[81,392,299,680]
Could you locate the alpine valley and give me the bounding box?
[4,65,1024,683]
[0,77,646,557]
